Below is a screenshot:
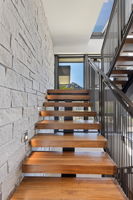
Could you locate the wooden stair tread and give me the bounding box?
[46,95,91,101]
[43,102,93,107]
[112,80,127,85]
[40,110,97,117]
[125,38,133,43]
[118,56,133,61]
[22,151,117,175]
[116,64,133,67]
[35,120,101,130]
[47,89,89,94]
[112,70,133,74]
[31,133,107,148]
[10,177,126,200]
[123,50,133,53]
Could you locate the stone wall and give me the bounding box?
[0,0,54,199]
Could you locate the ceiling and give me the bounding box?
[43,0,105,54]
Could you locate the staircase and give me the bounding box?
[11,89,126,200]
[109,16,133,92]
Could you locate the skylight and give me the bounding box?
[93,0,114,33]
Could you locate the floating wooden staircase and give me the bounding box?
[110,23,133,91]
[11,89,126,200]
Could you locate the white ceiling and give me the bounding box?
[43,0,104,54]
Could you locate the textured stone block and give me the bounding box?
[0,108,22,126]
[5,69,24,91]
[23,107,37,118]
[0,163,8,183]
[0,45,12,68]
[11,90,27,107]
[8,144,25,173]
[11,38,28,67]
[28,114,39,128]
[13,118,29,139]
[1,0,20,36]
[0,23,11,50]
[24,78,33,90]
[0,87,11,108]
[0,124,12,146]
[2,168,22,200]
[28,93,37,106]
[37,95,44,107]
[0,65,5,87]
[33,80,40,91]
[0,139,21,168]
[13,58,30,79]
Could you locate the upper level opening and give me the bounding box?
[91,0,114,38]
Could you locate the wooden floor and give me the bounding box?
[22,151,117,175]
[10,177,127,200]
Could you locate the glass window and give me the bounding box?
[58,58,84,89]
[93,0,114,33]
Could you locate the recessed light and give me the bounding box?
[24,131,28,143]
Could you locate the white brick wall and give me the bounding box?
[0,124,12,147]
[0,0,54,199]
[0,87,11,108]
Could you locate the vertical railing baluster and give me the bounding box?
[88,58,133,199]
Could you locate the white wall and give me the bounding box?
[0,0,54,199]
[54,39,104,54]
[87,39,104,54]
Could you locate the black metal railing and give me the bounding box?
[101,0,133,74]
[88,59,133,200]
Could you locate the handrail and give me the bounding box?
[88,59,133,117]
[107,10,133,76]
[101,0,133,76]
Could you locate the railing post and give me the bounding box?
[118,0,121,46]
[100,76,105,136]
[54,55,59,134]
[54,55,59,89]
[100,58,105,136]
[84,54,90,89]
[120,0,126,35]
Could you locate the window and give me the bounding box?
[57,57,84,89]
[92,0,114,37]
